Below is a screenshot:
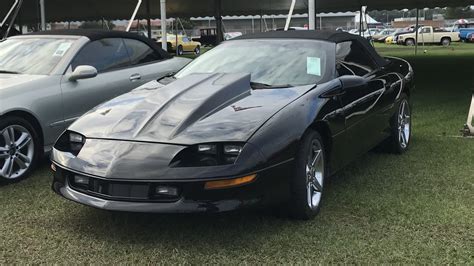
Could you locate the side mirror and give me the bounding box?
[69,65,98,81]
[339,75,367,89]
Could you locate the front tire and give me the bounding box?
[0,116,40,183]
[405,39,415,46]
[288,130,327,220]
[194,46,201,55]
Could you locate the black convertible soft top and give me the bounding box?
[25,29,171,59]
[234,30,388,67]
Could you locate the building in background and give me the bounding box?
[191,12,379,35]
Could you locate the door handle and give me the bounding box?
[129,73,141,81]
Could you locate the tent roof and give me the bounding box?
[2,0,473,23]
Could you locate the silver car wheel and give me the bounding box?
[0,125,35,179]
[398,100,411,149]
[306,139,324,210]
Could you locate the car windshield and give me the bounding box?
[175,39,334,87]
[0,37,76,75]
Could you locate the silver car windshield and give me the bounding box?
[175,39,335,87]
[0,37,76,75]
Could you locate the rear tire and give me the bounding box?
[441,37,451,46]
[0,116,40,183]
[177,45,184,56]
[386,94,411,154]
[288,130,327,220]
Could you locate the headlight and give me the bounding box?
[54,131,86,156]
[170,143,245,167]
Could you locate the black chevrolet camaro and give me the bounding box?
[51,31,413,219]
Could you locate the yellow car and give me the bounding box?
[160,35,201,55]
[385,35,394,44]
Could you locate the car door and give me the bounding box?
[335,41,389,161]
[419,27,434,43]
[60,38,142,127]
[181,36,194,52]
[122,38,179,83]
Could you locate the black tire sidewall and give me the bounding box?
[289,130,327,220]
[177,45,183,55]
[195,46,200,55]
[0,116,40,183]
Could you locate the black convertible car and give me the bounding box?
[51,30,413,219]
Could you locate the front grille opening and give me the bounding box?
[68,174,182,202]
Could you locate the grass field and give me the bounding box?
[1,43,473,264]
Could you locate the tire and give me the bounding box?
[441,37,451,46]
[177,45,184,56]
[0,116,40,183]
[386,94,412,154]
[405,39,415,46]
[288,130,327,220]
[194,46,201,55]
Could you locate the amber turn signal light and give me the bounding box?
[204,174,257,190]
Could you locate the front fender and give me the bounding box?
[247,80,343,169]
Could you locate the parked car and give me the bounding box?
[372,28,397,42]
[459,27,474,42]
[159,34,202,55]
[51,30,414,219]
[397,26,460,46]
[0,30,190,182]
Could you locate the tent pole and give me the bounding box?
[308,0,315,30]
[284,0,296,31]
[39,0,45,31]
[160,0,167,51]
[215,0,223,44]
[126,0,142,32]
[146,0,152,39]
[415,8,419,55]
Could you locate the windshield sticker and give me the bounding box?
[307,57,321,76]
[53,42,72,57]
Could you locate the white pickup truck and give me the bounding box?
[397,26,460,46]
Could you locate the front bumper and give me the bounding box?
[51,160,293,213]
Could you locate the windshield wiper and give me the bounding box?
[250,82,292,89]
[0,70,20,74]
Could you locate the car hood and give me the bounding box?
[69,73,313,145]
[0,73,48,90]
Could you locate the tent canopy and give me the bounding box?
[1,0,473,23]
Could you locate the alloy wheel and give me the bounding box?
[398,100,411,149]
[305,139,324,209]
[0,125,35,179]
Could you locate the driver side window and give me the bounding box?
[71,38,131,73]
[336,41,377,77]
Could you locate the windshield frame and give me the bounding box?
[175,38,336,88]
[0,35,82,76]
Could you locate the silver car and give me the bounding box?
[0,30,190,182]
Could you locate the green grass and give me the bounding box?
[1,44,474,264]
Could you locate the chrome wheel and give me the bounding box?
[0,125,35,179]
[306,139,324,210]
[398,100,411,149]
